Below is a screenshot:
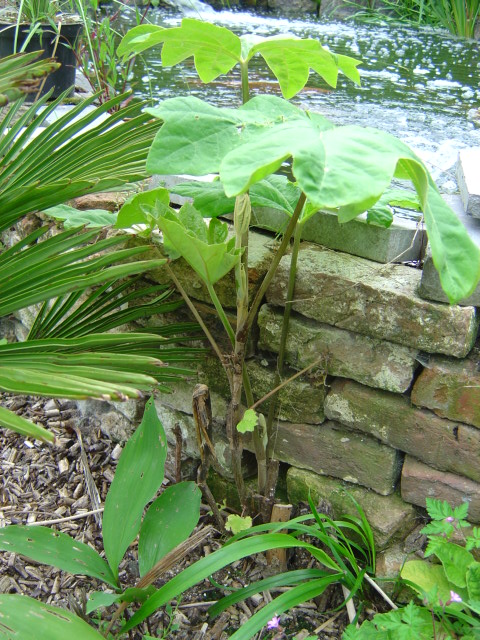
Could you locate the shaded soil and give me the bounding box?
[0,393,355,639]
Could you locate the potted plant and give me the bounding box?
[0,0,83,98]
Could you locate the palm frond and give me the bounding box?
[0,51,60,106]
[0,91,161,232]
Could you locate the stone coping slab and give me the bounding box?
[457,148,480,218]
[286,467,417,549]
[325,378,480,484]
[418,194,480,305]
[258,304,418,393]
[401,455,480,524]
[266,243,478,357]
[251,206,426,264]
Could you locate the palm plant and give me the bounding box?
[0,87,200,440]
[0,50,60,104]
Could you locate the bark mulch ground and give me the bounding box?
[0,393,353,639]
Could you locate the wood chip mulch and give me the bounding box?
[0,393,349,639]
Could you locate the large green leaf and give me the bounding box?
[156,206,242,286]
[247,38,348,97]
[121,533,340,632]
[147,94,480,302]
[138,481,201,576]
[115,187,171,230]
[0,595,105,640]
[118,19,360,99]
[45,204,117,229]
[0,526,118,588]
[0,405,54,442]
[429,540,475,588]
[401,559,467,603]
[118,20,241,82]
[103,398,168,580]
[173,174,301,219]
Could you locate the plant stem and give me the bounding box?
[240,60,250,104]
[265,219,303,459]
[205,281,247,508]
[165,263,231,385]
[206,282,236,347]
[239,191,307,347]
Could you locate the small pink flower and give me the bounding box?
[449,591,462,603]
[267,616,281,630]
[445,516,455,523]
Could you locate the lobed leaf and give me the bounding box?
[147,94,480,302]
[247,37,341,97]
[156,207,241,286]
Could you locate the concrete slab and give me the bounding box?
[457,147,480,218]
[252,206,426,264]
[418,194,480,305]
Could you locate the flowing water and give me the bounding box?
[120,4,480,192]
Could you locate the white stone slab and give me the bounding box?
[418,194,480,305]
[457,147,480,218]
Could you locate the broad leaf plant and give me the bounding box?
[117,18,480,518]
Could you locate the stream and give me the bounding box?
[120,4,480,193]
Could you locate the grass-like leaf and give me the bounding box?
[121,533,340,632]
[0,405,54,442]
[0,526,118,588]
[103,398,168,580]
[0,595,106,640]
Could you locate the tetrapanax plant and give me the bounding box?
[117,19,480,518]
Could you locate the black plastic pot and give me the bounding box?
[0,21,83,99]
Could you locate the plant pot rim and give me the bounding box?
[0,13,83,27]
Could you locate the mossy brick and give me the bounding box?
[411,350,480,428]
[199,355,325,425]
[258,304,418,393]
[325,379,480,484]
[401,456,480,524]
[130,226,276,310]
[286,467,417,549]
[245,420,402,495]
[266,243,478,357]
